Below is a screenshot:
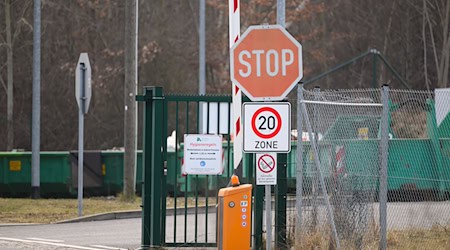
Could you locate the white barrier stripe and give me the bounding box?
[233,88,243,170]
[26,237,64,243]
[229,0,240,48]
[230,0,242,170]
[301,100,383,107]
[0,237,103,250]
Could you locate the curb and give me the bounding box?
[56,205,219,224]
[0,200,296,226]
[0,205,219,227]
[54,209,142,224]
[0,211,142,227]
[0,223,43,227]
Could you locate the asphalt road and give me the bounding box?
[0,218,141,250]
[0,211,218,250]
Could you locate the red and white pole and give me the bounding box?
[229,0,243,176]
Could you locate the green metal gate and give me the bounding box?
[137,86,288,249]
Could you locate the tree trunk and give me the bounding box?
[438,0,449,88]
[422,0,431,92]
[5,0,14,151]
[123,0,138,200]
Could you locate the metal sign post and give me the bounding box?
[256,152,277,250]
[265,184,272,250]
[243,102,290,250]
[75,53,91,217]
[231,4,299,248]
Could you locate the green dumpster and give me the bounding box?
[101,151,124,195]
[0,152,72,197]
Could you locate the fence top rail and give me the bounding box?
[300,99,383,107]
[165,95,232,102]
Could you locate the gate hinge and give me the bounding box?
[135,95,146,102]
[163,161,167,176]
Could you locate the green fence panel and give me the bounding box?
[137,89,267,249]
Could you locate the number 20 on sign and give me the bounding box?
[243,102,291,153]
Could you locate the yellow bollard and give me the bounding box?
[217,175,252,250]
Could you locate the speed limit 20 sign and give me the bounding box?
[243,102,291,153]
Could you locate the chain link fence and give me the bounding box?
[290,87,450,249]
[385,89,450,232]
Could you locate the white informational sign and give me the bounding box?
[243,102,291,153]
[184,134,223,175]
[256,153,277,185]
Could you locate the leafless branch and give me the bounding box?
[0,75,6,92]
[424,0,440,77]
[422,0,431,92]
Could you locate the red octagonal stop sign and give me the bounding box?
[231,25,303,101]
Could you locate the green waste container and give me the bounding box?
[387,139,440,192]
[101,150,144,196]
[101,151,124,195]
[0,152,32,196]
[0,152,72,197]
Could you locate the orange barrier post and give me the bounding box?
[217,176,252,250]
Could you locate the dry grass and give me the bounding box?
[387,226,450,250]
[0,197,141,224]
[291,226,450,250]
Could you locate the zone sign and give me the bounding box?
[243,102,291,153]
[231,24,303,101]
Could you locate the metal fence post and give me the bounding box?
[275,5,287,246]
[311,87,320,229]
[140,87,153,248]
[371,49,378,88]
[379,85,390,250]
[275,153,287,248]
[150,87,164,247]
[295,84,304,243]
[161,96,168,244]
[139,86,165,248]
[253,154,264,250]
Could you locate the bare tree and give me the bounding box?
[1,0,448,152]
[418,0,450,88]
[5,0,14,150]
[1,0,32,150]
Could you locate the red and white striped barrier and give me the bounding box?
[229,0,243,174]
